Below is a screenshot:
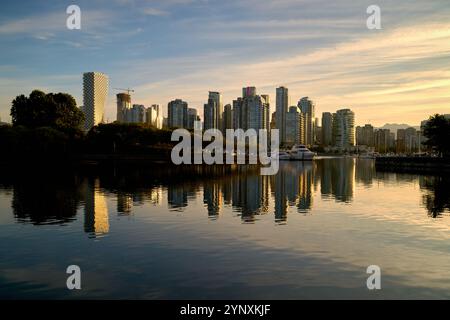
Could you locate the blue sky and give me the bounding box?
[1,0,450,126]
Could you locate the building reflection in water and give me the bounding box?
[203,181,223,218]
[319,158,355,203]
[168,186,188,210]
[117,193,133,215]
[272,162,314,223]
[6,159,449,229]
[230,168,270,223]
[84,178,109,238]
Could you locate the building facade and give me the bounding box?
[146,104,163,129]
[168,99,188,128]
[83,72,109,131]
[223,104,233,130]
[203,91,223,131]
[276,87,289,145]
[356,124,374,147]
[187,108,200,130]
[321,112,333,146]
[116,93,131,123]
[332,108,355,150]
[298,97,315,146]
[285,106,302,146]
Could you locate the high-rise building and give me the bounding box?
[285,106,302,146]
[168,99,188,128]
[83,72,109,131]
[187,108,200,130]
[270,112,276,130]
[321,112,333,146]
[129,104,145,123]
[223,104,233,130]
[356,124,374,147]
[406,127,417,153]
[260,94,271,133]
[276,87,289,145]
[375,129,392,153]
[116,93,131,123]
[397,129,406,153]
[332,108,355,149]
[204,91,223,131]
[237,87,270,131]
[146,104,163,129]
[203,91,223,130]
[232,98,243,129]
[314,117,321,145]
[298,97,315,146]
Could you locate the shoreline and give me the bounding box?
[375,156,450,173]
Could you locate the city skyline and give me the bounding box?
[1,1,450,127]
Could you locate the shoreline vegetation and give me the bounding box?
[1,90,449,172]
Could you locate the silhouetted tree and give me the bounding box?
[423,114,450,157]
[86,123,173,154]
[10,90,84,130]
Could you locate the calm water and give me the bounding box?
[0,158,449,299]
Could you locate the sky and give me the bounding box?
[0,0,449,126]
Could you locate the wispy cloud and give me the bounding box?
[1,0,450,126]
[142,8,170,16]
[0,10,114,35]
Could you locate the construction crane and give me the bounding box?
[113,88,135,95]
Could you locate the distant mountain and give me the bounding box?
[378,123,420,131]
[376,124,420,138]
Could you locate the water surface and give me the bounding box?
[0,158,449,299]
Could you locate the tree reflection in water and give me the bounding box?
[420,175,450,218]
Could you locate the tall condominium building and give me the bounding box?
[223,104,233,130]
[243,86,256,98]
[204,91,223,131]
[83,72,109,131]
[332,108,355,149]
[298,97,315,146]
[285,106,302,146]
[203,91,223,131]
[315,118,322,146]
[168,99,188,128]
[276,87,289,145]
[397,127,419,153]
[232,98,243,129]
[129,104,145,123]
[231,87,270,131]
[356,124,375,147]
[270,112,276,130]
[374,129,393,153]
[397,129,406,153]
[314,117,321,145]
[260,94,271,133]
[187,108,200,130]
[146,104,163,129]
[116,93,131,123]
[321,112,333,146]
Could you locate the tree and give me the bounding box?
[85,123,173,154]
[10,90,84,130]
[423,114,450,157]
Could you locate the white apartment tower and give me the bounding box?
[83,72,109,131]
[333,108,355,149]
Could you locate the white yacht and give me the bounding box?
[278,145,315,161]
[278,151,291,160]
[289,145,315,161]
